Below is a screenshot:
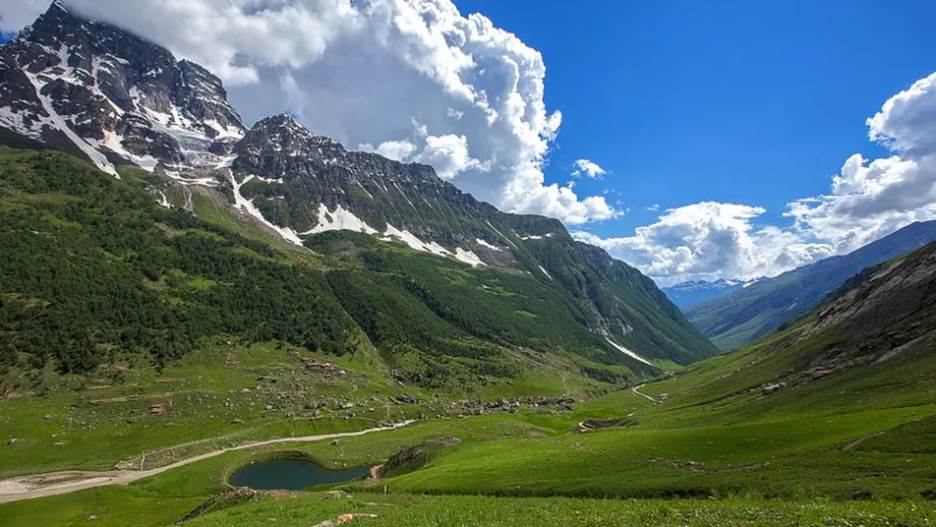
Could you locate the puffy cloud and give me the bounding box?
[66,0,362,85]
[786,71,936,254]
[358,139,417,162]
[579,70,936,284]
[510,177,617,224]
[3,0,615,223]
[414,133,484,179]
[867,71,936,156]
[573,203,832,286]
[571,158,607,178]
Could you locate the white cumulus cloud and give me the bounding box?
[415,133,484,179]
[358,139,418,162]
[573,203,832,286]
[0,0,49,35]
[571,158,607,178]
[3,0,616,224]
[786,71,936,255]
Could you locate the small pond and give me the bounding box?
[229,458,370,491]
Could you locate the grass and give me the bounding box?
[379,406,935,499]
[1,358,933,525]
[177,493,936,527]
[0,340,419,476]
[2,315,934,522]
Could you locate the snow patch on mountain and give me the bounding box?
[475,238,503,252]
[157,191,171,208]
[454,248,485,268]
[0,105,39,137]
[519,233,554,241]
[23,67,118,176]
[605,338,653,366]
[90,129,158,171]
[486,221,519,250]
[304,204,378,236]
[229,172,303,245]
[538,265,553,280]
[382,224,449,256]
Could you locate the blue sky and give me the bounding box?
[456,0,936,238]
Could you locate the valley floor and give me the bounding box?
[1,318,935,526]
[1,345,934,525]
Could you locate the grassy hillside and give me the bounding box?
[2,319,932,525]
[0,146,667,393]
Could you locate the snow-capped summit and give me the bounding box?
[662,278,765,310]
[0,0,244,176]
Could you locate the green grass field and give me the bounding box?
[2,309,935,525]
[187,493,935,527]
[2,342,934,526]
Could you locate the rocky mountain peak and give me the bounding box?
[0,1,244,176]
[242,113,341,151]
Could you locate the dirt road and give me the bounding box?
[0,420,415,504]
[631,384,658,403]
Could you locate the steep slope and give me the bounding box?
[686,220,936,349]
[0,2,717,366]
[0,146,654,391]
[657,239,936,421]
[662,278,762,310]
[231,115,717,364]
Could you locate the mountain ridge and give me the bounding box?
[686,219,936,349]
[662,277,764,310]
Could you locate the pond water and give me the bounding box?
[229,458,370,491]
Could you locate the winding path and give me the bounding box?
[631,384,658,404]
[0,420,415,505]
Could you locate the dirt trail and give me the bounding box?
[841,431,884,451]
[0,420,415,505]
[631,384,658,404]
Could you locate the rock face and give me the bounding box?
[762,240,936,386]
[0,2,719,366]
[0,1,244,176]
[812,241,936,342]
[232,114,494,246]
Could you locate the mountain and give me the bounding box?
[686,220,936,349]
[688,238,936,399]
[0,0,244,177]
[662,278,762,310]
[0,2,716,389]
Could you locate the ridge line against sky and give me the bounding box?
[2,0,935,285]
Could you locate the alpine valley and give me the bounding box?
[0,3,933,526]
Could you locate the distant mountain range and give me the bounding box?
[685,220,936,349]
[0,2,717,389]
[662,277,764,310]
